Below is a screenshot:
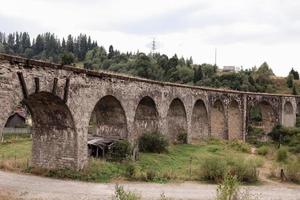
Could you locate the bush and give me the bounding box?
[226,156,259,183]
[176,132,187,144]
[257,146,269,156]
[199,156,227,182]
[228,140,251,153]
[216,174,260,200]
[138,132,168,153]
[289,144,300,153]
[276,148,288,162]
[146,170,157,181]
[114,184,141,200]
[246,126,266,146]
[286,160,300,184]
[108,140,132,161]
[125,163,137,179]
[200,155,260,184]
[216,175,240,200]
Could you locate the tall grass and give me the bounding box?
[200,155,260,183]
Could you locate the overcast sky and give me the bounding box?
[1,0,300,76]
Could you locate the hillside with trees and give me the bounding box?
[0,32,299,95]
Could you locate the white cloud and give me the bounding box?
[0,0,300,76]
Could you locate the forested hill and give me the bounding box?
[0,32,299,95]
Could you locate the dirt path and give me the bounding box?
[0,171,299,200]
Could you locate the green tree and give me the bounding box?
[66,34,74,53]
[108,45,114,59]
[193,65,203,83]
[287,74,294,88]
[292,85,298,95]
[61,51,75,65]
[290,68,299,80]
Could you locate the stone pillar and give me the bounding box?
[242,94,248,141]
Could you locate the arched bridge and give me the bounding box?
[0,54,299,170]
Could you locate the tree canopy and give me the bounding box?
[0,31,298,94]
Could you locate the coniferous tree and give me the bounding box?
[287,74,294,88]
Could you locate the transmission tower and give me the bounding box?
[151,38,156,54]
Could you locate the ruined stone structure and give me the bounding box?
[0,54,299,170]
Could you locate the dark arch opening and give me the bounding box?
[283,101,295,127]
[211,100,226,139]
[89,95,128,139]
[3,92,77,169]
[228,100,242,140]
[249,101,276,134]
[191,99,209,143]
[134,96,159,139]
[167,98,187,143]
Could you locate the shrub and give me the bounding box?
[176,132,187,144]
[138,132,168,153]
[286,160,300,184]
[125,163,137,179]
[246,126,266,146]
[114,184,141,200]
[289,144,300,153]
[145,169,157,181]
[257,146,269,156]
[108,140,132,161]
[207,146,222,153]
[226,156,259,183]
[216,174,260,200]
[228,140,251,153]
[276,148,288,162]
[216,175,240,200]
[199,156,227,182]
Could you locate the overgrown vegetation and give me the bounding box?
[0,136,265,183]
[216,175,260,200]
[138,132,168,153]
[276,148,288,162]
[286,159,300,184]
[257,146,269,156]
[108,140,132,161]
[113,185,141,200]
[199,155,260,183]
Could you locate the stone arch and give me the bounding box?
[253,101,276,133]
[134,96,159,139]
[228,100,242,140]
[211,99,226,139]
[283,101,295,127]
[89,95,128,139]
[167,98,187,143]
[21,92,77,169]
[191,99,209,143]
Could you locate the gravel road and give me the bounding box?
[0,171,299,200]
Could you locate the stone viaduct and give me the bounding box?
[0,54,299,170]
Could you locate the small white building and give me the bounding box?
[223,66,236,72]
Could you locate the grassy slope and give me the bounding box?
[0,138,263,183]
